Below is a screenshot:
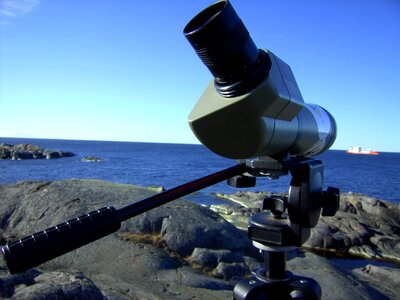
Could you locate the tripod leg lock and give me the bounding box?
[322,187,340,216]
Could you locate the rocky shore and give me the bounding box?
[0,180,399,299]
[0,143,75,160]
[212,191,400,263]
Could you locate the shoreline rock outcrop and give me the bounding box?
[0,143,75,160]
[212,191,400,264]
[81,156,103,162]
[0,180,399,299]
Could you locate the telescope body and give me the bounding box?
[189,50,336,159]
[185,0,337,159]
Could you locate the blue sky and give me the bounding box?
[1,0,399,153]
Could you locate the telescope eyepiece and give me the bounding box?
[184,0,270,97]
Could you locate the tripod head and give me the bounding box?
[233,157,339,248]
[228,156,339,256]
[228,157,339,300]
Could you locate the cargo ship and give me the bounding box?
[346,146,379,155]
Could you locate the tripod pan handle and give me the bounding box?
[1,206,121,274]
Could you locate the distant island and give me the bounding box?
[0,143,75,160]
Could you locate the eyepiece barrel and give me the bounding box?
[184,0,270,97]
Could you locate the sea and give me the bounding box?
[1,137,399,206]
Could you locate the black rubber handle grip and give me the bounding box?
[1,206,121,274]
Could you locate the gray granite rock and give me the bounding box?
[0,143,75,160]
[0,268,104,299]
[353,264,400,298]
[213,191,400,263]
[306,193,400,262]
[0,180,241,299]
[0,180,398,299]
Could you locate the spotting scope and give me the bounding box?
[184,0,336,159]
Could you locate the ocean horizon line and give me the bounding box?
[2,137,400,154]
[0,136,201,147]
